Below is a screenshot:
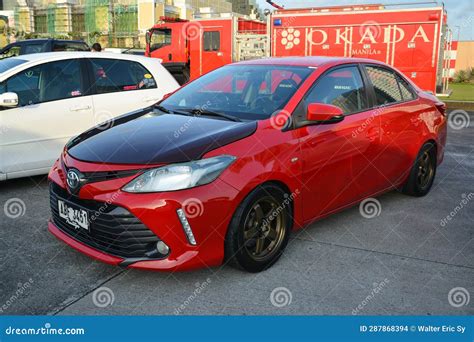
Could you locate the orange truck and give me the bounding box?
[146,2,452,94]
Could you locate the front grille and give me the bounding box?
[50,182,159,259]
[61,157,140,184]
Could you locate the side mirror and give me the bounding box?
[146,30,152,45]
[0,92,18,107]
[307,103,344,123]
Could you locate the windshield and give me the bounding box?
[149,29,172,52]
[160,64,313,121]
[0,58,28,74]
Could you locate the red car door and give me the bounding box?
[295,65,385,223]
[363,65,423,187]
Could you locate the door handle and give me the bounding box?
[70,105,91,112]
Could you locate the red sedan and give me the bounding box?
[48,57,447,272]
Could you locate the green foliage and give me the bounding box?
[452,68,474,84]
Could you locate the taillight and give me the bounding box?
[435,102,447,116]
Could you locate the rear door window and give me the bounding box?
[365,66,403,105]
[89,58,157,94]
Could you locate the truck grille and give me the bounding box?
[49,182,159,259]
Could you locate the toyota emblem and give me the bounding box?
[66,169,81,191]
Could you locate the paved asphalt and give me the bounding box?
[0,110,473,316]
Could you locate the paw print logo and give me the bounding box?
[281,28,301,50]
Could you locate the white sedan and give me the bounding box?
[0,52,179,180]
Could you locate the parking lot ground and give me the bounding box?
[1,111,473,316]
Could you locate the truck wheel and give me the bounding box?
[225,184,292,272]
[402,142,437,197]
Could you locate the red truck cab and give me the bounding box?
[146,18,191,84]
[146,16,268,84]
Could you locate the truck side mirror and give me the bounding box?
[0,92,19,107]
[146,30,151,45]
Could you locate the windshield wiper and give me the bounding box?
[155,105,192,117]
[182,108,242,122]
[155,105,171,113]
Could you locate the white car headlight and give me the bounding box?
[122,155,236,193]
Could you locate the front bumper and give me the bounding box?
[48,157,240,271]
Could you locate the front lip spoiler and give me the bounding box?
[48,220,165,267]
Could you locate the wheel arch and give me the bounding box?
[423,138,439,163]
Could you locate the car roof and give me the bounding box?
[235,56,387,67]
[11,38,87,44]
[4,51,152,63]
[0,52,161,78]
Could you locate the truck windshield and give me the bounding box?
[149,29,172,52]
[160,64,313,121]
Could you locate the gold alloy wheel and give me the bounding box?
[242,196,287,261]
[417,151,434,189]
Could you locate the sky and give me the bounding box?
[256,0,474,41]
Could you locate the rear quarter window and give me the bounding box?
[90,58,157,94]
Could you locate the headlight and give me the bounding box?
[122,155,236,193]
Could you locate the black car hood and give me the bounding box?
[67,108,257,165]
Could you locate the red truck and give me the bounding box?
[146,2,452,94]
[146,15,267,84]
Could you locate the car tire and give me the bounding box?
[224,184,292,272]
[402,142,437,197]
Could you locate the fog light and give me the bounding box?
[176,209,197,245]
[156,241,170,255]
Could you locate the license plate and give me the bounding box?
[58,200,89,231]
